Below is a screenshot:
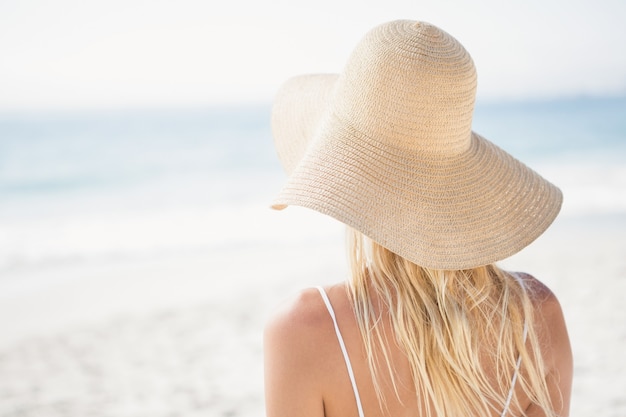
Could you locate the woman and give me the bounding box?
[264,20,572,417]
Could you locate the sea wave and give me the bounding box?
[1,99,624,273]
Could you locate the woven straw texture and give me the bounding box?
[271,20,562,270]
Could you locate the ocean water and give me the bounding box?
[1,97,625,276]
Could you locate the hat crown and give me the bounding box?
[332,20,477,155]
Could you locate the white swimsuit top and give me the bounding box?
[317,277,528,417]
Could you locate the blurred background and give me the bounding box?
[0,0,625,416]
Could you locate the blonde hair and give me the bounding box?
[346,228,556,417]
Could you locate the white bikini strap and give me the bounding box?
[316,286,365,417]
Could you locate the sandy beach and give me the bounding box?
[0,209,625,417]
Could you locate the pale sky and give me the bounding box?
[1,0,625,111]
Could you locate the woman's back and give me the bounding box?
[264,274,572,417]
[264,19,571,417]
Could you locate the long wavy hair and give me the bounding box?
[346,228,557,417]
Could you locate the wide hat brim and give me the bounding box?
[270,23,562,270]
[271,74,562,270]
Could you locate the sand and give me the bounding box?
[0,211,625,417]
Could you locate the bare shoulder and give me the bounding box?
[515,271,572,364]
[263,286,337,415]
[265,287,329,339]
[515,272,569,336]
[513,274,573,415]
[515,272,560,308]
[264,287,335,368]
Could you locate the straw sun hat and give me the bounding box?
[270,20,562,270]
